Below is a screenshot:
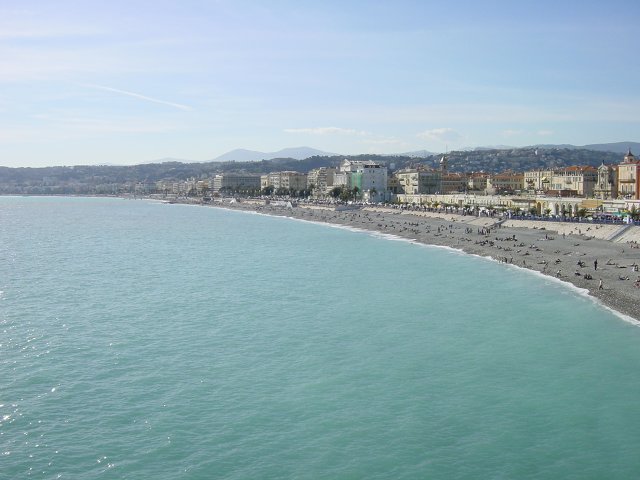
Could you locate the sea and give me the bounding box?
[2,196,640,479]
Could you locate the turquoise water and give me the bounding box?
[2,196,640,479]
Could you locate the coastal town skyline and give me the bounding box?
[2,0,640,168]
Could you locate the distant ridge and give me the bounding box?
[214,146,336,162]
[150,142,640,165]
[398,149,436,157]
[144,157,193,164]
[0,146,628,193]
[400,142,639,156]
[532,142,640,154]
[580,142,640,154]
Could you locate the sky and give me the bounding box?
[1,0,640,167]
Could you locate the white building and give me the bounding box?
[261,171,307,192]
[394,168,441,195]
[307,167,337,196]
[212,173,261,193]
[338,159,388,201]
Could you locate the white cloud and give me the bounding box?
[362,138,403,145]
[501,129,524,137]
[45,117,180,134]
[80,84,192,111]
[284,126,370,136]
[416,127,462,143]
[0,115,182,145]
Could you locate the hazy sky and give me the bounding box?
[1,0,639,167]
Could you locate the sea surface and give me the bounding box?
[2,196,640,479]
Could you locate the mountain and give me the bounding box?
[531,144,576,150]
[213,149,266,162]
[0,146,629,194]
[580,142,640,154]
[273,146,337,159]
[398,149,436,157]
[531,142,640,154]
[470,145,517,151]
[145,157,194,164]
[214,146,336,162]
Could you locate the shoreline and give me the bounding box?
[191,199,640,323]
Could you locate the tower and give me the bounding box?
[439,155,448,173]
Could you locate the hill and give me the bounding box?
[580,142,640,154]
[531,142,640,154]
[214,146,335,162]
[0,146,629,195]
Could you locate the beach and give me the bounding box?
[205,199,640,323]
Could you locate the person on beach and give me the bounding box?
[599,279,603,290]
[594,259,598,271]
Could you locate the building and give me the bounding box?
[440,172,467,194]
[183,178,198,195]
[307,167,337,197]
[594,162,618,200]
[212,173,261,193]
[336,159,388,201]
[386,176,401,196]
[134,182,156,195]
[550,166,597,197]
[617,149,640,200]
[486,171,524,194]
[467,172,489,192]
[394,168,441,195]
[261,171,307,192]
[439,155,448,173]
[524,169,554,192]
[195,180,210,195]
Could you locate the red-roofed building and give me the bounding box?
[550,166,597,196]
[486,171,524,194]
[618,149,640,199]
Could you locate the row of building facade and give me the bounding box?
[151,150,640,202]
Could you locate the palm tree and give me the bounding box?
[330,186,343,199]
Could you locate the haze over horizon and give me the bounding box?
[1,0,639,168]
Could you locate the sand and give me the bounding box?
[204,199,640,323]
